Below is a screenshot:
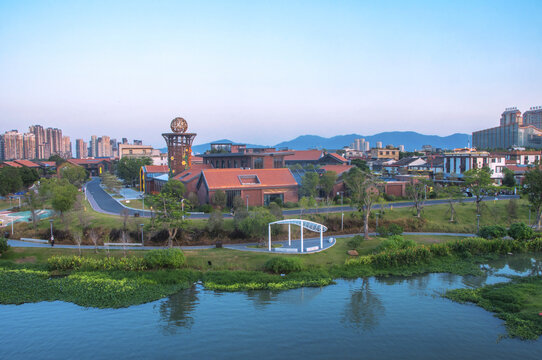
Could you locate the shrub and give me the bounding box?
[283,201,296,209]
[376,226,390,237]
[508,223,535,241]
[478,225,507,239]
[388,224,403,236]
[47,255,147,271]
[264,257,304,274]
[144,249,186,269]
[376,235,416,252]
[0,238,9,255]
[347,235,364,250]
[383,193,395,202]
[198,204,213,213]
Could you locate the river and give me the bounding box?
[1,255,541,359]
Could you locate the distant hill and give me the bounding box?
[274,132,471,151]
[169,132,471,154]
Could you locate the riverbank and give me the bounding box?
[446,276,542,340]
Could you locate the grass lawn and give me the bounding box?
[0,199,14,210]
[120,199,150,210]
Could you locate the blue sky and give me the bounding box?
[1,0,541,147]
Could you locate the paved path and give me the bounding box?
[8,232,474,254]
[86,177,519,220]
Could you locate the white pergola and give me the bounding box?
[268,219,328,253]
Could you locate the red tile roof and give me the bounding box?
[320,165,354,176]
[506,165,529,173]
[190,156,203,164]
[142,165,169,173]
[14,159,40,167]
[284,150,323,161]
[39,161,56,167]
[68,159,105,165]
[173,163,213,182]
[201,168,297,190]
[328,153,348,163]
[2,161,22,168]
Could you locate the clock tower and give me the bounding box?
[162,117,197,177]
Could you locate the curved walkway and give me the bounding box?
[8,231,475,254]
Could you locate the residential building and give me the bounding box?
[523,106,542,129]
[203,143,293,169]
[2,130,23,160]
[376,142,383,149]
[0,135,4,161]
[62,136,72,158]
[472,107,542,150]
[118,144,154,159]
[284,150,324,166]
[23,133,36,159]
[29,125,47,159]
[370,146,400,160]
[75,139,88,159]
[90,135,98,157]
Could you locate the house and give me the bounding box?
[284,150,324,166]
[196,168,298,207]
[383,157,426,175]
[320,164,354,198]
[66,158,112,176]
[172,163,213,195]
[140,165,169,194]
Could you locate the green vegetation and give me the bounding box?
[508,222,535,241]
[478,225,507,239]
[0,166,39,196]
[264,257,304,274]
[117,157,152,187]
[0,238,9,255]
[445,276,542,340]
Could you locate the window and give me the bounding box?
[234,160,238,168]
[254,157,263,169]
[274,158,282,168]
[227,160,231,168]
[264,193,284,206]
[226,190,241,208]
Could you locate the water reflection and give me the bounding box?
[157,286,199,334]
[341,278,385,331]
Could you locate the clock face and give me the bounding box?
[170,117,188,133]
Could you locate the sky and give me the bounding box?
[1,0,542,148]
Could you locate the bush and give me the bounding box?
[508,223,535,241]
[376,226,390,237]
[198,204,213,213]
[283,201,297,209]
[264,257,304,274]
[0,238,10,255]
[478,225,507,239]
[388,224,403,236]
[144,249,186,269]
[376,235,416,252]
[47,255,148,271]
[347,235,364,250]
[383,193,395,202]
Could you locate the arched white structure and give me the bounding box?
[268,219,328,253]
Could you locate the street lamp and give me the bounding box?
[341,212,344,231]
[49,219,54,246]
[181,199,185,220]
[140,223,145,246]
[246,195,249,211]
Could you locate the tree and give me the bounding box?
[319,171,337,200]
[88,228,100,253]
[502,168,516,187]
[237,208,276,240]
[212,190,227,209]
[117,157,152,187]
[523,167,542,229]
[206,210,224,236]
[101,173,122,194]
[405,178,432,218]
[442,185,463,222]
[351,159,369,172]
[59,164,88,187]
[152,180,188,247]
[19,167,39,187]
[0,167,23,196]
[344,167,380,239]
[187,192,199,210]
[463,167,493,216]
[48,154,66,166]
[300,172,319,198]
[51,180,79,228]
[268,202,283,220]
[24,189,42,231]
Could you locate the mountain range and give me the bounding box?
[161,132,472,154]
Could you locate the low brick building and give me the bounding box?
[196,168,298,207]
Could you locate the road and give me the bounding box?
[85,177,519,220]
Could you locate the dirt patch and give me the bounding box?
[15,256,37,264]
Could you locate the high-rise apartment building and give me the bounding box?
[0,135,4,161]
[2,130,23,160]
[62,136,72,158]
[133,139,143,145]
[23,133,36,159]
[523,106,542,129]
[89,135,98,157]
[29,125,48,159]
[76,139,88,159]
[376,141,383,149]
